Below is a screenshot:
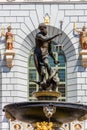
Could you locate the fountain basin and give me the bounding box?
[3,101,87,125]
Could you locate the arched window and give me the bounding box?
[28,44,66,101]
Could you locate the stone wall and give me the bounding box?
[0,2,87,130]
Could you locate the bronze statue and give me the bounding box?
[34,23,61,91]
[74,25,87,49]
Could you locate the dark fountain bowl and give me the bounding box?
[3,100,87,127]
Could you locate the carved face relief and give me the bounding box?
[43,105,56,118]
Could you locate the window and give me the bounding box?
[29,54,35,67]
[28,44,66,101]
[29,69,37,81]
[58,69,65,82]
[29,84,37,97]
[58,84,65,97]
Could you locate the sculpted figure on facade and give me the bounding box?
[74,25,87,49]
[1,25,14,50]
[34,23,61,90]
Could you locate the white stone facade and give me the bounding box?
[0,1,87,130]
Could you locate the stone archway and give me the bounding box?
[19,25,77,102]
[21,25,76,61]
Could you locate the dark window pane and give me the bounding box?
[29,54,35,67]
[58,84,65,97]
[58,69,65,82]
[29,84,36,97]
[58,55,66,67]
[29,69,36,81]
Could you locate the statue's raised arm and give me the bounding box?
[36,32,62,43]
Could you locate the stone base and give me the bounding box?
[4,50,15,68]
[32,91,61,101]
[80,50,87,67]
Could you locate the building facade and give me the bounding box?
[0,1,87,130]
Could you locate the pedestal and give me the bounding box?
[80,50,87,67]
[4,50,15,68]
[33,91,61,101]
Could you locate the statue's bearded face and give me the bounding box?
[40,27,47,35]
